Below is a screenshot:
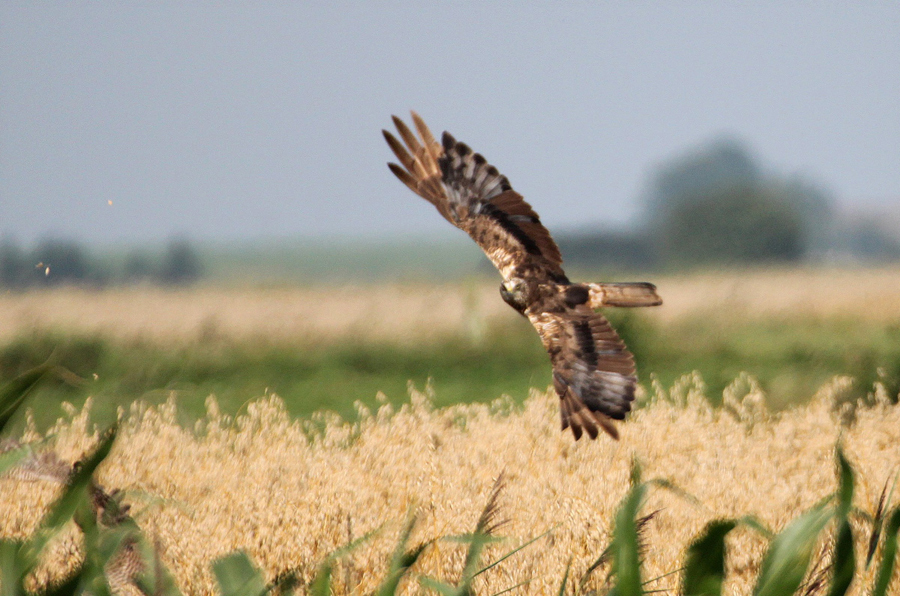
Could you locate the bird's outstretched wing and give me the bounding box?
[384,112,566,282]
[384,112,656,441]
[529,306,636,440]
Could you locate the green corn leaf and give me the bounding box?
[134,537,184,596]
[375,515,432,596]
[48,487,113,596]
[753,506,831,596]
[308,555,335,596]
[16,427,117,575]
[73,494,105,596]
[1,539,25,596]
[475,526,555,579]
[0,444,28,478]
[76,563,111,596]
[682,519,737,596]
[269,572,299,596]
[557,559,572,596]
[738,515,774,541]
[611,480,647,596]
[826,521,855,596]
[871,507,900,596]
[43,573,82,596]
[488,578,532,596]
[826,446,856,596]
[42,427,117,531]
[457,532,494,595]
[835,446,855,519]
[308,525,380,596]
[451,475,507,595]
[213,551,268,596]
[0,365,50,433]
[582,461,658,596]
[418,576,463,596]
[375,541,430,596]
[630,458,642,488]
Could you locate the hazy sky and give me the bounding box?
[2,2,898,246]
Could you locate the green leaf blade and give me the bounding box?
[41,427,117,532]
[871,507,900,596]
[835,446,855,519]
[0,365,50,432]
[1,539,25,596]
[826,521,855,596]
[375,515,432,596]
[682,519,737,596]
[612,482,647,596]
[0,445,29,478]
[212,551,268,596]
[753,506,831,596]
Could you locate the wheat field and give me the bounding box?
[3,267,900,345]
[2,267,900,594]
[2,376,899,595]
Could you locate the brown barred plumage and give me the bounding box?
[384,112,662,440]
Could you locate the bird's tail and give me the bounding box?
[587,282,662,308]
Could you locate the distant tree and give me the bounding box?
[30,239,90,285]
[556,230,658,271]
[0,240,28,288]
[658,185,804,265]
[642,136,832,266]
[122,250,157,284]
[769,175,835,257]
[837,217,900,262]
[644,137,761,230]
[159,238,203,285]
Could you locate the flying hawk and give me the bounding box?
[383,113,662,440]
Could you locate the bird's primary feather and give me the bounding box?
[384,115,565,282]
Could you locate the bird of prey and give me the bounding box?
[383,113,662,440]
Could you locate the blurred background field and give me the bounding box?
[3,1,898,433]
[3,116,900,431]
[2,264,899,431]
[2,7,900,592]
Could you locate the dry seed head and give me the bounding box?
[1,381,899,595]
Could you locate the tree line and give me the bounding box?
[4,136,897,286]
[558,136,900,271]
[0,238,203,288]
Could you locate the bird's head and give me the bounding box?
[499,278,529,315]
